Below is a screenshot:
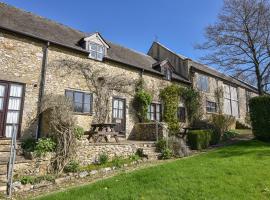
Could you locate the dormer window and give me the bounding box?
[83,33,110,61]
[165,68,172,80]
[88,43,105,61]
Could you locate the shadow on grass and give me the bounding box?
[207,140,270,159]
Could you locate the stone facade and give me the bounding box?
[191,71,257,124]
[0,32,186,139]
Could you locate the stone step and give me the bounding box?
[0,139,21,145]
[0,174,6,183]
[0,152,10,157]
[0,145,11,152]
[0,185,6,192]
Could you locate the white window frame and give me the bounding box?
[223,84,239,118]
[87,42,105,61]
[206,100,217,113]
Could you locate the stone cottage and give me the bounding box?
[0,3,257,140]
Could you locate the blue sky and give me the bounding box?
[2,0,223,60]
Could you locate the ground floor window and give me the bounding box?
[206,101,217,113]
[65,90,93,114]
[0,81,24,138]
[147,103,162,122]
[177,107,186,122]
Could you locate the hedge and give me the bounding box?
[249,96,270,141]
[187,129,212,150]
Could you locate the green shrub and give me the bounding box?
[133,89,152,122]
[74,126,84,140]
[21,137,36,152]
[155,139,167,152]
[64,160,80,173]
[187,130,212,150]
[34,138,56,157]
[111,156,124,168]
[211,114,235,136]
[160,148,173,159]
[209,129,221,145]
[249,96,270,141]
[129,154,140,161]
[98,152,109,165]
[223,130,239,140]
[19,175,55,185]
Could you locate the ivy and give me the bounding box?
[181,87,202,124]
[133,78,152,122]
[160,84,182,135]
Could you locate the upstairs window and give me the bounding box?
[197,74,209,92]
[164,68,172,81]
[206,101,217,113]
[88,43,105,61]
[147,103,162,122]
[65,90,93,114]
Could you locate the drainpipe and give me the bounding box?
[36,41,50,139]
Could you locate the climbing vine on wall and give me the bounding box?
[181,87,202,125]
[160,84,182,135]
[133,78,152,122]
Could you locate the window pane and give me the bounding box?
[74,102,83,112]
[156,113,161,121]
[97,45,103,53]
[97,53,103,60]
[118,109,123,119]
[224,99,231,115]
[224,84,231,98]
[83,103,91,113]
[113,109,118,118]
[10,84,23,97]
[118,101,123,109]
[5,125,18,138]
[232,100,239,117]
[156,104,160,112]
[90,44,97,51]
[90,51,97,58]
[113,100,118,109]
[8,98,21,110]
[74,92,83,103]
[151,113,155,120]
[6,111,19,124]
[84,94,91,104]
[230,87,238,101]
[0,85,5,97]
[0,98,3,110]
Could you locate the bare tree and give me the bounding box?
[197,0,270,94]
[51,59,136,123]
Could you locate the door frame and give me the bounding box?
[111,97,126,134]
[0,80,25,139]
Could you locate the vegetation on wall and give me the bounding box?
[181,87,202,125]
[133,78,152,122]
[160,84,182,135]
[249,96,270,141]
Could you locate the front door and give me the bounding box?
[112,98,126,134]
[0,81,24,138]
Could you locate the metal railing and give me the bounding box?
[6,124,17,197]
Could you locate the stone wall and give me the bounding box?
[192,71,257,124]
[129,122,168,141]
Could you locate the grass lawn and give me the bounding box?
[36,140,270,200]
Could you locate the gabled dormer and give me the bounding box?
[153,59,174,81]
[82,33,110,61]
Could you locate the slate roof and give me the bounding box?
[0,2,190,83]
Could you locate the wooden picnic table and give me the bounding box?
[86,123,120,143]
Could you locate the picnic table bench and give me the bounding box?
[85,123,120,143]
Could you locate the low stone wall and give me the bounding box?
[75,138,157,165]
[128,122,168,141]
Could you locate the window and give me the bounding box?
[88,43,105,61]
[147,103,162,121]
[246,90,252,112]
[197,74,209,92]
[65,90,93,114]
[177,107,186,122]
[164,68,172,80]
[223,84,239,117]
[206,101,217,113]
